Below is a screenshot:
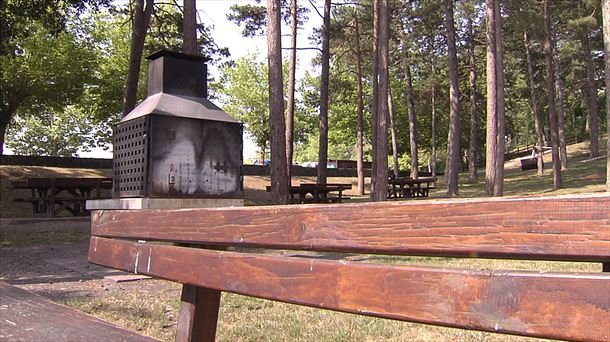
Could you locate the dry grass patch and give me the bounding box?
[67,276,554,342]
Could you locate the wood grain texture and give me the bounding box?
[88,237,610,342]
[176,285,221,342]
[91,194,610,261]
[0,281,159,342]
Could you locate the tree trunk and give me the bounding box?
[400,38,418,180]
[524,31,545,175]
[485,0,498,196]
[602,0,610,192]
[554,43,568,170]
[182,0,197,55]
[572,101,579,144]
[122,0,154,117]
[354,13,365,196]
[445,0,460,197]
[544,0,562,189]
[259,145,266,167]
[267,0,289,204]
[579,2,599,158]
[388,88,399,179]
[493,0,505,197]
[0,111,10,155]
[430,56,437,178]
[286,0,298,182]
[317,0,331,185]
[370,0,379,199]
[371,0,389,202]
[467,14,478,181]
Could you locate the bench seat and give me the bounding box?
[0,281,159,342]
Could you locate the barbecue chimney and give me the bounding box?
[112,50,243,199]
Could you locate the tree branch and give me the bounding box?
[281,46,322,52]
[308,0,324,20]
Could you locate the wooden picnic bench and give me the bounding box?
[88,193,610,341]
[388,176,436,199]
[266,183,352,204]
[11,177,112,217]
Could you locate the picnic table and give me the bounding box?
[387,177,436,199]
[267,183,352,204]
[11,177,112,217]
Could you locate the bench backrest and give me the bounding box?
[88,193,610,341]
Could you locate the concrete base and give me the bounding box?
[86,198,243,210]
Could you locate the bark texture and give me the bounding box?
[524,31,545,175]
[493,0,505,196]
[267,0,289,204]
[371,0,389,201]
[285,0,298,181]
[354,14,365,195]
[578,1,599,158]
[182,0,197,55]
[370,0,379,198]
[388,88,400,179]
[317,0,331,185]
[485,0,498,195]
[430,58,437,177]
[603,0,610,192]
[122,0,154,117]
[400,41,419,180]
[445,0,461,196]
[467,14,478,181]
[554,47,568,170]
[544,0,562,189]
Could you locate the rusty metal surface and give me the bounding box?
[113,50,243,199]
[113,116,149,197]
[148,116,242,198]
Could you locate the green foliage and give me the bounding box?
[1,18,99,156]
[227,3,267,37]
[84,9,135,127]
[227,0,309,38]
[1,19,97,111]
[213,54,271,156]
[0,0,110,55]
[7,106,100,156]
[3,1,232,155]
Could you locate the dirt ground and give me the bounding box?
[0,218,176,305]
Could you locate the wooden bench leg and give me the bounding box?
[176,284,221,342]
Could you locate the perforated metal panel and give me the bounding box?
[113,117,149,197]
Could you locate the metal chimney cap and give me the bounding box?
[146,49,211,63]
[120,93,239,124]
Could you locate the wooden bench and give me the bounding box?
[0,281,159,341]
[388,177,436,199]
[88,194,610,341]
[11,177,112,216]
[266,183,352,204]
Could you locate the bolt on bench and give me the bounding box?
[88,193,610,342]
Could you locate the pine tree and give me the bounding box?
[445,0,460,196]
[267,0,289,204]
[544,0,562,189]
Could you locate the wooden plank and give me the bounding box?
[0,281,159,342]
[88,237,610,342]
[176,285,221,342]
[91,194,610,261]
